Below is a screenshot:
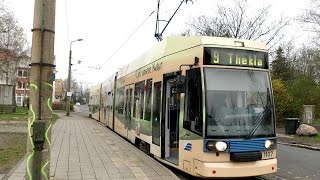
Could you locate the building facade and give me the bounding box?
[0,49,30,106]
[53,79,64,103]
[15,65,30,106]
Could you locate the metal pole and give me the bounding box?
[66,39,82,116]
[66,47,72,116]
[26,0,56,179]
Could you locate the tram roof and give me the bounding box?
[117,36,268,78]
[89,83,101,93]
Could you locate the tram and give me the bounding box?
[89,36,277,178]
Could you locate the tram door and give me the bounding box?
[124,85,133,139]
[103,92,107,124]
[163,76,180,164]
[105,91,112,127]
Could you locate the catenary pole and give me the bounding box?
[26,0,56,179]
[66,38,82,116]
[66,48,71,116]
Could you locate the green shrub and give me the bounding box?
[52,102,74,111]
[283,99,304,118]
[70,102,74,111]
[272,79,293,126]
[52,102,65,110]
[288,76,320,118]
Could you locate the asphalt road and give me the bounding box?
[76,105,320,180]
[75,104,90,117]
[273,144,320,180]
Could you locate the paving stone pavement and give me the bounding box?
[5,113,179,180]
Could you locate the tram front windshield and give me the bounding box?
[205,68,275,138]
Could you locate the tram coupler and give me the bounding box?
[32,120,46,151]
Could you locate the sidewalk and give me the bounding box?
[276,127,320,150]
[5,111,179,180]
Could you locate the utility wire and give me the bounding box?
[101,0,166,67]
[64,0,70,42]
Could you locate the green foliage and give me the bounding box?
[289,76,320,104]
[271,47,294,82]
[70,102,74,111]
[297,134,320,142]
[313,119,320,125]
[0,107,28,121]
[272,79,293,125]
[14,106,28,114]
[283,99,304,118]
[51,113,59,124]
[288,76,320,118]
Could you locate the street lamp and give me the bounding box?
[66,38,83,116]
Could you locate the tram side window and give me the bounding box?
[144,79,152,121]
[184,68,203,135]
[133,81,145,119]
[107,91,112,110]
[116,87,125,114]
[152,81,162,145]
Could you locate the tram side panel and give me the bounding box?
[111,44,203,158]
[89,84,102,121]
[113,80,126,138]
[101,75,117,130]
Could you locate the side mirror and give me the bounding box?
[194,57,199,66]
[176,75,186,93]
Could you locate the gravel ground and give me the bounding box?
[0,121,27,133]
[0,121,27,177]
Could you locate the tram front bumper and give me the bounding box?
[193,158,277,178]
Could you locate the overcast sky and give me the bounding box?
[4,0,309,84]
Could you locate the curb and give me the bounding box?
[2,155,27,180]
[278,141,320,151]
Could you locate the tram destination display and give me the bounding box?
[204,47,268,69]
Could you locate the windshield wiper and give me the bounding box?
[245,88,273,139]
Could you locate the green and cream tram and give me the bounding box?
[89,36,277,178]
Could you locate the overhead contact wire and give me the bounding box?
[101,0,166,67]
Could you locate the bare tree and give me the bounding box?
[182,0,289,47]
[292,46,320,83]
[0,2,28,85]
[63,78,80,99]
[182,15,231,37]
[299,0,320,41]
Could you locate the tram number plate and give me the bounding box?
[262,150,273,159]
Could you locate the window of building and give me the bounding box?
[16,82,27,89]
[23,70,28,77]
[17,82,23,89]
[18,70,23,77]
[17,69,29,78]
[17,96,22,105]
[16,93,28,106]
[133,81,145,119]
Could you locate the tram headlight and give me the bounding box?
[206,141,228,152]
[215,141,228,151]
[265,139,276,149]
